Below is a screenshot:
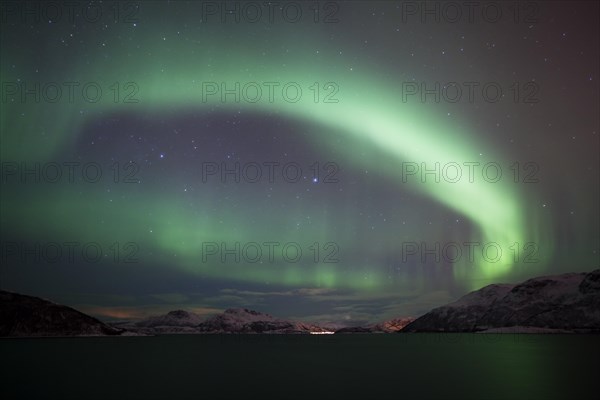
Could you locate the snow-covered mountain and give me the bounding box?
[118,308,330,334]
[0,290,124,337]
[372,317,416,332]
[114,309,207,334]
[402,269,600,333]
[335,317,415,333]
[197,308,327,334]
[136,309,204,328]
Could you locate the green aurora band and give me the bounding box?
[0,7,552,291]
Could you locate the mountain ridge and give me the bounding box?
[401,269,600,333]
[3,269,598,336]
[0,290,124,337]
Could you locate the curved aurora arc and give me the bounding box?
[0,17,551,290]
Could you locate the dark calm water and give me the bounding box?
[1,334,598,399]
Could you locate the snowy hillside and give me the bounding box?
[402,269,600,333]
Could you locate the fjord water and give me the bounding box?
[1,334,598,399]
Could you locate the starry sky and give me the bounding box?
[0,1,598,326]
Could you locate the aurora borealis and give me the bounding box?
[0,1,598,324]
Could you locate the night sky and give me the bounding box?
[1,1,598,326]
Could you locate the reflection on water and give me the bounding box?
[1,334,598,399]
